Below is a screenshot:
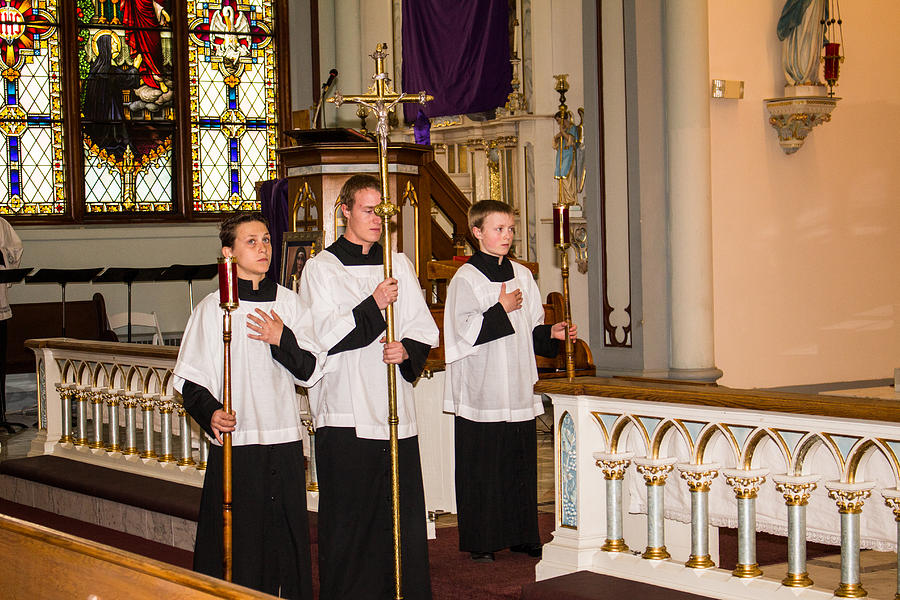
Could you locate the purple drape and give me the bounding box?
[402,0,512,122]
[260,178,290,283]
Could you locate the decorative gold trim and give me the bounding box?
[679,468,718,492]
[782,572,814,587]
[724,473,766,499]
[600,538,629,553]
[306,482,319,492]
[177,456,196,467]
[641,546,670,560]
[775,480,817,506]
[685,554,715,569]
[828,488,871,514]
[834,582,868,598]
[596,457,631,480]
[157,454,176,463]
[732,563,762,578]
[635,463,674,485]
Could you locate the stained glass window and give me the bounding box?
[0,0,283,219]
[0,0,65,215]
[188,0,277,213]
[77,0,175,212]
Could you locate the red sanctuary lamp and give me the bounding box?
[823,42,842,97]
[216,256,238,581]
[822,5,844,97]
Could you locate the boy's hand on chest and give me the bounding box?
[498,282,523,313]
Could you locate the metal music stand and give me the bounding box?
[0,267,32,432]
[25,268,103,337]
[92,267,166,342]
[156,263,218,313]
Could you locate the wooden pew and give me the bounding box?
[0,513,275,599]
[6,293,117,374]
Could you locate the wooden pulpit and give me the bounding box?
[277,129,437,289]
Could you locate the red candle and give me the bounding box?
[553,204,570,245]
[217,257,239,309]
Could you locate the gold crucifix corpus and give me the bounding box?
[327,42,432,600]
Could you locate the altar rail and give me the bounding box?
[25,338,210,487]
[535,377,900,600]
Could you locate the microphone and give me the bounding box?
[322,68,338,91]
[313,69,338,129]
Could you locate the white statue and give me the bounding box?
[777,0,828,87]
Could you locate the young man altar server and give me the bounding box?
[174,213,320,599]
[443,200,577,563]
[296,174,439,599]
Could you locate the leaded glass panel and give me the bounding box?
[0,0,64,215]
[78,0,175,212]
[188,0,277,213]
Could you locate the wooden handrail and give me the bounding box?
[25,338,179,360]
[423,160,478,251]
[0,514,275,599]
[534,377,900,423]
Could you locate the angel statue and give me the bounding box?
[553,107,585,206]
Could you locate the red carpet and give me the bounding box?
[0,497,552,599]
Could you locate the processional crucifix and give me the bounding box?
[328,43,432,600]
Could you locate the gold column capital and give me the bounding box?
[825,482,874,514]
[881,490,900,520]
[634,459,677,486]
[677,463,719,492]
[594,452,634,480]
[723,468,768,499]
[773,474,820,506]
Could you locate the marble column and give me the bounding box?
[881,490,900,600]
[825,481,875,598]
[723,468,768,578]
[634,457,677,559]
[663,0,721,382]
[773,474,820,587]
[677,462,719,568]
[594,451,634,552]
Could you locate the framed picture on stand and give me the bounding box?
[281,231,323,292]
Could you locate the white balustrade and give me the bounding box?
[536,379,900,600]
[28,339,206,486]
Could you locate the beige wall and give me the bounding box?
[708,0,900,387]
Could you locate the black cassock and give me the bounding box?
[303,237,434,600]
[178,278,317,600]
[447,252,561,553]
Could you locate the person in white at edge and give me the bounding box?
[173,213,323,599]
[296,174,438,600]
[443,200,577,563]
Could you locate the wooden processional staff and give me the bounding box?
[328,43,432,600]
[217,256,239,581]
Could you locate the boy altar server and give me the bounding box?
[296,174,439,599]
[174,213,322,599]
[444,200,577,563]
